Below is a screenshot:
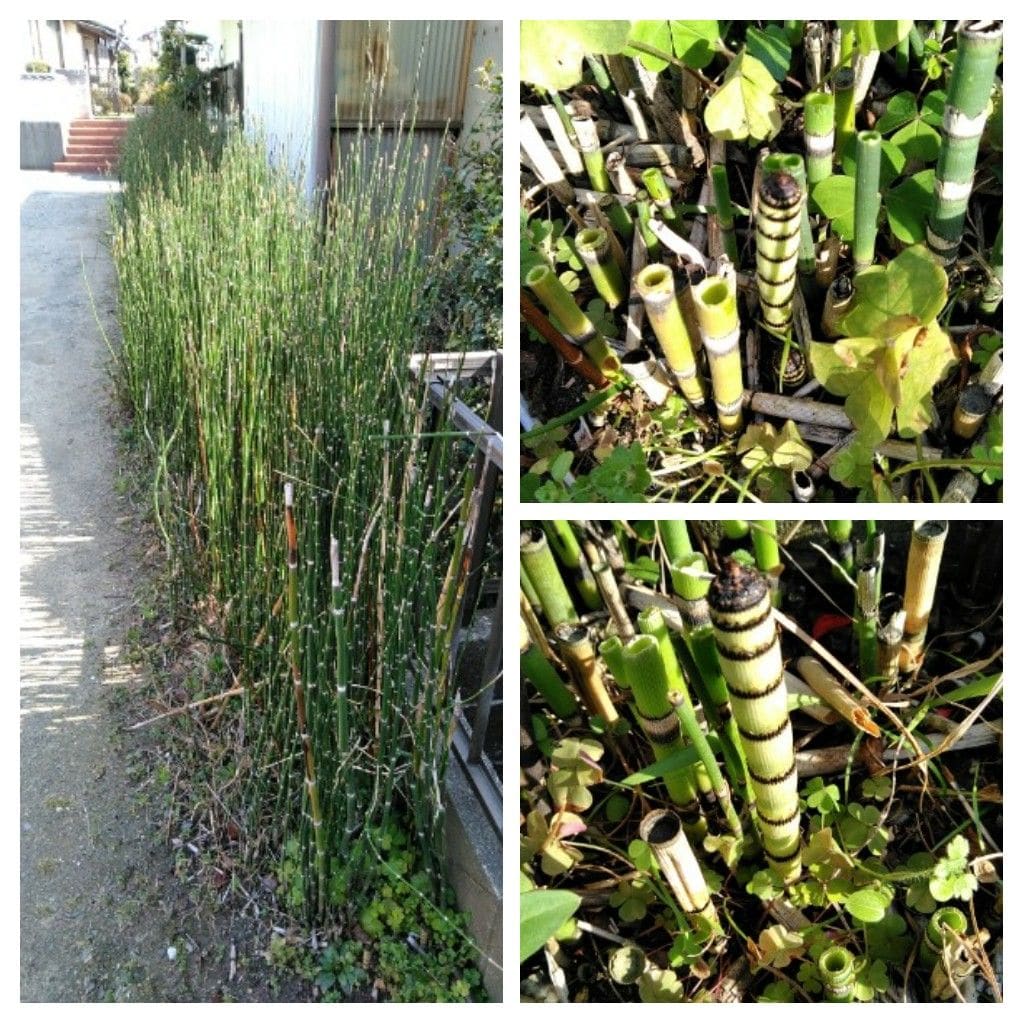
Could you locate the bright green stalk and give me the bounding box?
[834,66,856,160]
[690,274,744,434]
[621,634,703,823]
[657,520,692,564]
[641,166,680,229]
[921,906,969,969]
[979,219,1002,313]
[708,561,801,883]
[825,520,854,570]
[521,619,578,719]
[330,537,355,841]
[585,54,612,92]
[520,565,542,616]
[804,91,835,186]
[576,227,627,309]
[710,164,738,263]
[520,527,578,627]
[722,520,749,540]
[635,264,706,410]
[524,263,621,376]
[755,170,803,341]
[853,130,882,271]
[669,553,752,806]
[598,634,629,689]
[635,192,661,255]
[928,21,1003,264]
[750,520,781,607]
[285,484,327,917]
[572,114,611,192]
[543,520,601,610]
[818,945,856,1002]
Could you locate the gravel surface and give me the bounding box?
[20,172,230,1001]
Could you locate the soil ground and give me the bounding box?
[19,172,296,1002]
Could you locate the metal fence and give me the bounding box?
[409,349,502,834]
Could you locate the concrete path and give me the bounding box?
[20,172,198,1001]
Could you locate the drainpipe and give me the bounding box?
[310,20,336,197]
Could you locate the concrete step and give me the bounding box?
[68,127,129,141]
[66,143,120,156]
[53,159,117,174]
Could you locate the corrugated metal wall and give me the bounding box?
[334,21,471,126]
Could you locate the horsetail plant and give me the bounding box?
[900,520,949,673]
[708,561,802,883]
[543,520,601,610]
[927,21,1003,265]
[521,527,580,627]
[853,130,882,272]
[803,91,835,187]
[521,618,578,720]
[755,171,803,342]
[818,945,856,1002]
[635,264,707,409]
[691,272,744,434]
[576,227,627,309]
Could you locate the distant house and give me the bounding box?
[187,20,501,199]
[26,20,119,82]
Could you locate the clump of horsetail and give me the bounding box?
[764,152,815,302]
[855,529,884,682]
[521,527,579,627]
[641,166,680,230]
[928,21,1003,264]
[708,561,801,883]
[558,623,619,725]
[113,115,479,916]
[635,264,706,409]
[690,272,744,434]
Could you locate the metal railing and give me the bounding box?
[409,349,502,834]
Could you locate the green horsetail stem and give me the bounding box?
[853,131,883,271]
[834,66,856,159]
[921,906,969,970]
[520,565,542,617]
[708,561,801,883]
[635,607,744,838]
[521,618,578,719]
[330,536,355,840]
[818,945,856,1002]
[640,809,721,934]
[657,520,692,563]
[755,171,803,339]
[635,264,707,409]
[520,527,578,628]
[900,520,949,673]
[928,21,1003,264]
[556,623,619,725]
[524,263,621,376]
[804,91,835,187]
[669,553,751,803]
[621,634,704,823]
[598,634,630,689]
[635,192,662,256]
[855,531,884,682]
[750,520,780,578]
[690,274,744,434]
[825,519,855,576]
[722,520,750,539]
[284,484,327,916]
[572,114,612,192]
[543,520,601,610]
[764,153,814,279]
[710,164,739,264]
[641,166,680,229]
[576,227,627,310]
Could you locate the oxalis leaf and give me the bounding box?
[844,887,892,923]
[746,24,791,81]
[669,21,720,69]
[624,21,673,72]
[704,50,781,142]
[811,175,856,240]
[839,245,947,335]
[886,170,936,244]
[520,21,631,92]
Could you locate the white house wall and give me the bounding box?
[241,20,320,196]
[460,20,502,139]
